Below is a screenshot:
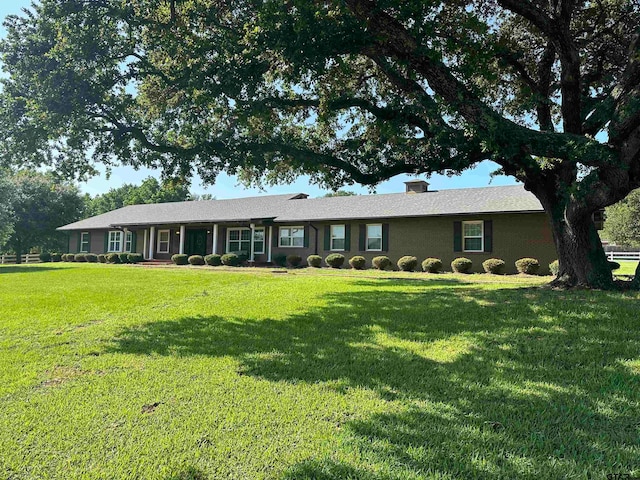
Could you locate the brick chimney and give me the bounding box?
[404,180,429,194]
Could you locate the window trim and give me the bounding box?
[108,230,123,253]
[462,220,484,253]
[365,223,383,252]
[124,231,133,253]
[157,229,171,254]
[226,227,265,254]
[330,224,346,251]
[80,232,90,253]
[278,226,305,248]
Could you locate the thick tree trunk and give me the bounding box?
[546,208,614,289]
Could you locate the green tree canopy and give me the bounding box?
[0,173,16,248]
[0,1,639,287]
[2,171,85,259]
[603,189,640,248]
[86,176,192,216]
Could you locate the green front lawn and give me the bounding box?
[613,260,639,276]
[1,264,639,479]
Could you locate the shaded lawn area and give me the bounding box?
[0,264,639,479]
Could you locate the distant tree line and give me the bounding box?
[0,172,213,259]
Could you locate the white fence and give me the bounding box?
[0,254,42,264]
[607,251,640,262]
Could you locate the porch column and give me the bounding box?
[267,226,273,263]
[179,225,186,254]
[212,224,218,254]
[149,226,155,260]
[249,223,256,263]
[143,229,148,259]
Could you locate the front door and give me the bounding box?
[186,229,208,256]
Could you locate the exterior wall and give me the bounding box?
[66,228,145,255]
[272,212,556,273]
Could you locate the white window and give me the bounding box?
[366,224,383,251]
[124,231,133,253]
[279,226,304,247]
[80,232,90,252]
[227,227,266,254]
[227,228,251,253]
[463,221,484,252]
[253,228,265,254]
[108,231,123,252]
[157,230,170,253]
[330,225,345,251]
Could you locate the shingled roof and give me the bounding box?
[58,184,543,231]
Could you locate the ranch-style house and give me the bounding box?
[58,181,559,273]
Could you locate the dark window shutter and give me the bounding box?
[359,224,366,251]
[453,221,462,252]
[131,232,137,252]
[323,225,331,251]
[382,224,390,252]
[272,227,278,247]
[104,232,109,253]
[77,232,82,253]
[303,225,310,248]
[344,224,351,251]
[484,220,493,253]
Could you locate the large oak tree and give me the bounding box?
[1,0,639,287]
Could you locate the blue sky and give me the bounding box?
[0,1,517,199]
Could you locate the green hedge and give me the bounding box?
[451,257,473,274]
[307,255,322,268]
[349,256,366,270]
[482,258,505,274]
[205,254,222,266]
[515,258,540,275]
[421,258,442,273]
[397,256,418,272]
[325,253,345,268]
[171,254,189,265]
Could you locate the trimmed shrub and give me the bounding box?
[221,253,240,266]
[106,253,120,264]
[608,261,621,271]
[171,254,189,265]
[128,253,143,264]
[98,254,107,263]
[482,258,506,274]
[39,252,51,263]
[50,253,62,262]
[74,253,87,262]
[549,260,559,276]
[188,255,205,266]
[397,256,418,272]
[205,254,222,266]
[118,253,130,264]
[325,253,345,268]
[515,257,540,275]
[237,253,248,264]
[349,256,366,270]
[451,257,473,273]
[62,253,74,262]
[287,254,302,268]
[422,258,443,273]
[85,253,98,263]
[307,255,322,268]
[372,256,391,270]
[273,253,288,267]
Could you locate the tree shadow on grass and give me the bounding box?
[107,282,640,479]
[0,265,67,274]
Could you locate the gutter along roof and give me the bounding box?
[58,185,544,231]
